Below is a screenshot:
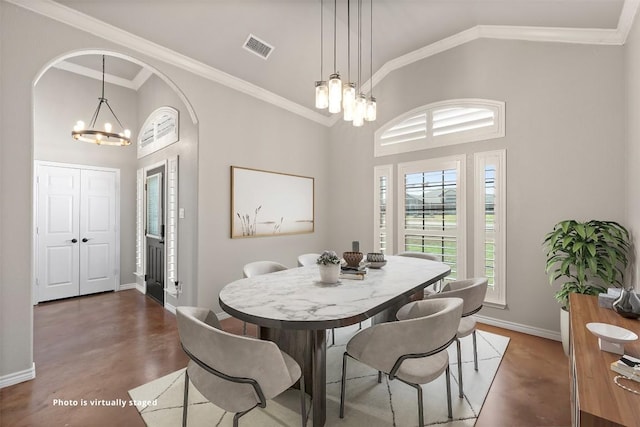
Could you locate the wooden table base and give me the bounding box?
[260,327,327,427]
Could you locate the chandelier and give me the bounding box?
[72,55,131,146]
[315,0,376,126]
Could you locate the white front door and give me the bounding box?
[79,169,117,295]
[37,164,118,302]
[37,165,81,301]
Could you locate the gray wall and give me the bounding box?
[329,38,626,334]
[136,73,199,307]
[34,67,138,287]
[626,10,640,289]
[0,2,330,379]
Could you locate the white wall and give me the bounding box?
[34,67,138,288]
[329,38,626,334]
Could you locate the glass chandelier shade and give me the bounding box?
[71,55,131,146]
[315,81,329,109]
[365,96,377,122]
[328,73,342,113]
[353,93,366,127]
[342,83,356,121]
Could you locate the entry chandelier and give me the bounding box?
[314,0,376,126]
[72,55,131,146]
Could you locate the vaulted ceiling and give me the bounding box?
[25,0,635,124]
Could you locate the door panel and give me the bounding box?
[37,166,80,301]
[145,166,165,306]
[80,169,117,295]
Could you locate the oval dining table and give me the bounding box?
[219,255,450,427]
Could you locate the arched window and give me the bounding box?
[375,99,505,157]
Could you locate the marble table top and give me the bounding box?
[219,255,450,330]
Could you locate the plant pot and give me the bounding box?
[560,307,570,356]
[318,264,340,284]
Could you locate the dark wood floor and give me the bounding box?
[0,290,570,427]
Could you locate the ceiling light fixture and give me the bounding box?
[314,0,376,126]
[72,55,131,146]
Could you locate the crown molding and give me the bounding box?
[6,0,332,127]
[6,0,639,128]
[52,60,138,90]
[132,67,153,91]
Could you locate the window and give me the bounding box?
[375,99,505,157]
[474,150,506,307]
[398,156,466,281]
[137,106,179,159]
[373,165,393,255]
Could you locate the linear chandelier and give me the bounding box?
[72,55,131,146]
[315,0,376,126]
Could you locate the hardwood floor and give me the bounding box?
[0,290,571,426]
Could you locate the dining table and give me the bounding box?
[218,255,450,427]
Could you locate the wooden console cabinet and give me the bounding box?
[569,294,640,426]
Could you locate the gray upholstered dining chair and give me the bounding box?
[297,253,320,267]
[396,251,442,294]
[176,306,306,427]
[241,261,288,334]
[243,260,288,278]
[425,278,488,398]
[340,298,463,427]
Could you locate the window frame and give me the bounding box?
[375,99,505,157]
[474,150,506,308]
[397,155,467,281]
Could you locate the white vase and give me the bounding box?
[319,264,340,284]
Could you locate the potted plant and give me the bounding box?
[317,250,341,284]
[543,219,631,354]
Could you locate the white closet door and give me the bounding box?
[79,169,117,295]
[37,165,81,301]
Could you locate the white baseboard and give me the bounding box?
[476,314,561,342]
[135,284,145,294]
[165,302,176,315]
[118,283,137,291]
[0,363,36,389]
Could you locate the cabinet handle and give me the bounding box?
[71,238,78,243]
[82,238,90,243]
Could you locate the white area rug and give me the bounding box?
[129,324,509,427]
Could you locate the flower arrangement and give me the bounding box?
[317,250,341,265]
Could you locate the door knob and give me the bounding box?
[71,238,78,243]
[82,238,89,243]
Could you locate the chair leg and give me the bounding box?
[332,328,336,346]
[339,352,348,418]
[377,371,382,383]
[299,373,306,427]
[358,322,362,330]
[473,329,478,371]
[408,382,424,427]
[182,369,189,427]
[242,321,247,336]
[456,337,463,398]
[445,365,453,419]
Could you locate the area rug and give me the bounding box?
[129,323,509,426]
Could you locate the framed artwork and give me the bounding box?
[231,166,314,238]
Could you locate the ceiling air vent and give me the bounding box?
[243,34,274,60]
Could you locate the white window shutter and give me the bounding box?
[166,156,179,286]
